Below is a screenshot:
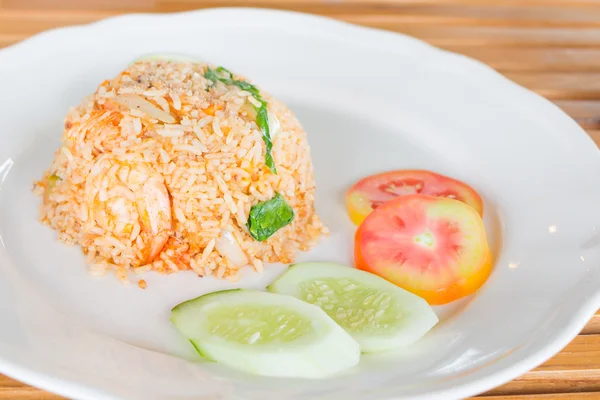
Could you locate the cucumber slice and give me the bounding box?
[268,263,439,353]
[170,289,360,378]
[132,53,202,64]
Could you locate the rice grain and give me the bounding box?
[34,59,327,282]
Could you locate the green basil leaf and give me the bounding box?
[216,66,233,78]
[233,81,260,97]
[44,174,61,199]
[204,68,220,85]
[247,193,294,241]
[204,66,277,174]
[255,104,276,174]
[48,174,61,184]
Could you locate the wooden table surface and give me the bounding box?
[1,0,599,399]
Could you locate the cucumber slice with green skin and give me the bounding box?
[170,289,360,378]
[133,53,202,64]
[267,262,439,353]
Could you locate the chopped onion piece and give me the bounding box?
[215,230,249,267]
[268,110,280,139]
[113,94,176,124]
[240,101,257,119]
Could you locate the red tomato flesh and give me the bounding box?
[355,194,492,305]
[346,170,483,225]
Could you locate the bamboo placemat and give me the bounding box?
[1,1,599,398]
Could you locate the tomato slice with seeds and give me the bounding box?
[355,194,492,305]
[346,170,483,225]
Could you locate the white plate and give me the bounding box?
[0,8,599,400]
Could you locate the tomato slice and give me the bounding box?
[355,194,492,305]
[346,170,483,225]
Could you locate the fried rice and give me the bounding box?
[34,59,327,283]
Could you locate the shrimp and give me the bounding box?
[138,175,172,261]
[84,155,172,266]
[64,110,123,153]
